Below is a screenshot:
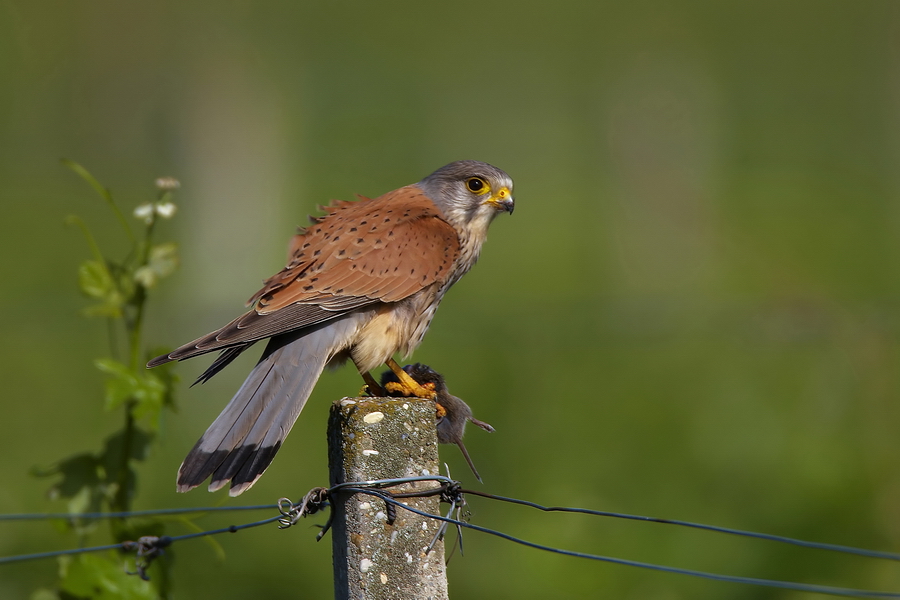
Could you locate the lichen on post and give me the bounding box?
[328,396,449,600]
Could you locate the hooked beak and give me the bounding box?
[487,186,515,214]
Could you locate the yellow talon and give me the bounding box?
[384,358,437,399]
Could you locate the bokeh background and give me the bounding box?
[3,1,900,598]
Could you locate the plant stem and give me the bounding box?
[112,405,136,519]
[129,218,155,372]
[113,216,156,522]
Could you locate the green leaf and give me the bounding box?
[102,428,155,468]
[134,243,178,288]
[77,261,127,318]
[96,428,154,505]
[59,552,157,600]
[32,454,102,501]
[78,260,114,299]
[61,159,113,205]
[29,588,59,600]
[95,358,137,411]
[134,243,178,289]
[134,372,165,416]
[66,485,102,519]
[95,358,168,428]
[94,358,132,379]
[32,453,108,533]
[115,266,137,304]
[149,243,178,277]
[61,159,135,243]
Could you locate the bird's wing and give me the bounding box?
[147,186,459,367]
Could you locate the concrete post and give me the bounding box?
[328,396,449,600]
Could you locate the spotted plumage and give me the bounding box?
[148,160,514,495]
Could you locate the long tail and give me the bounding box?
[176,321,353,496]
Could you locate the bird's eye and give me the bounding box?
[465,177,489,194]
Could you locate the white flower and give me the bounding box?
[133,203,154,224]
[155,202,177,219]
[134,265,157,288]
[155,177,180,190]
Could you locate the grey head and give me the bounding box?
[416,160,515,233]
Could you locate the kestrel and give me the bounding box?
[148,160,514,496]
[381,363,495,482]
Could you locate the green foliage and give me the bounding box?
[32,429,156,525]
[94,359,172,427]
[32,553,159,600]
[134,243,178,290]
[32,162,182,599]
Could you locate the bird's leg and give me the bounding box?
[360,371,387,397]
[435,401,447,419]
[383,358,438,399]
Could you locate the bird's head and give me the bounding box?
[417,160,515,233]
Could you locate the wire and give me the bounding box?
[162,514,284,544]
[462,490,900,562]
[3,476,899,599]
[0,505,279,522]
[344,486,900,600]
[0,514,283,566]
[0,542,130,566]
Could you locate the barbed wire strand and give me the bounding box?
[0,514,283,566]
[329,477,900,563]
[341,485,900,600]
[3,476,899,599]
[461,489,900,562]
[0,505,279,522]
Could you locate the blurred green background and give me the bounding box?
[3,0,900,598]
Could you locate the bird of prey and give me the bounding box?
[381,363,494,482]
[147,160,514,496]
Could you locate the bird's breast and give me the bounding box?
[348,286,444,373]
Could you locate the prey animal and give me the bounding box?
[381,363,495,482]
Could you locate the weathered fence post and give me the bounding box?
[328,396,449,600]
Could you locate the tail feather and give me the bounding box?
[177,317,362,496]
[191,344,254,386]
